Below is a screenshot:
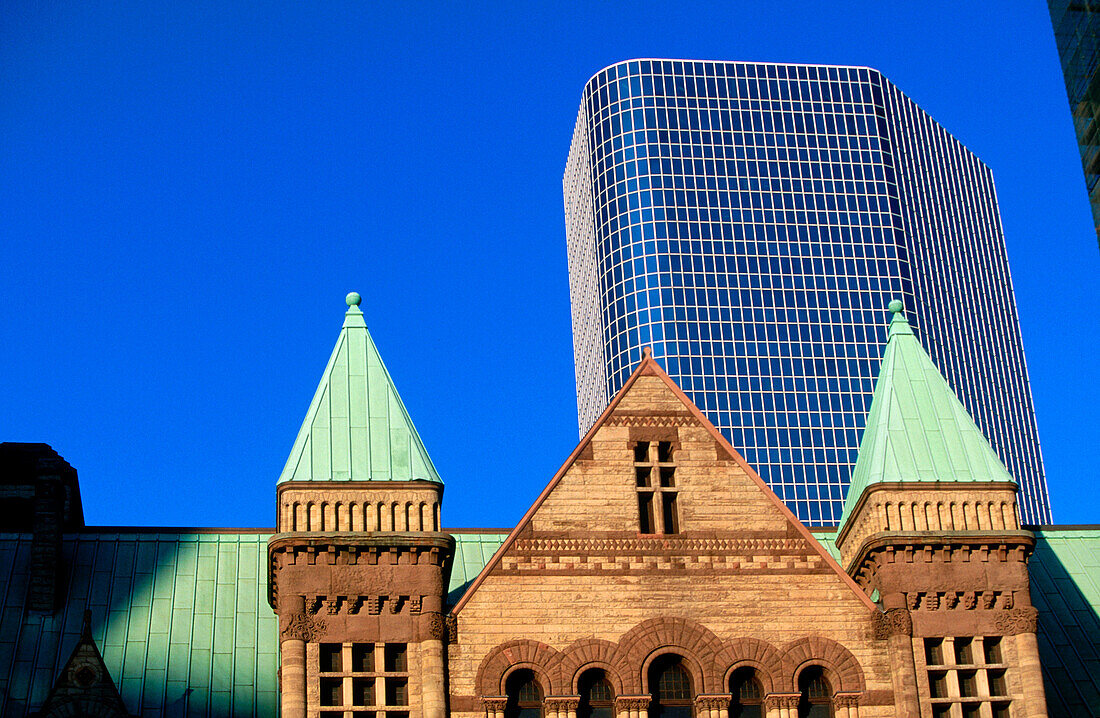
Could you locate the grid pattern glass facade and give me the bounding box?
[563,59,1050,525]
[1048,0,1100,245]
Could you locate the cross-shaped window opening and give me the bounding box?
[634,441,679,534]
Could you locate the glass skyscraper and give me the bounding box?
[564,59,1051,525]
[1048,0,1100,246]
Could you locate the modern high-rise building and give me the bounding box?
[564,59,1051,525]
[1048,0,1100,246]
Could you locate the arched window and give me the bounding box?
[729,667,763,718]
[797,666,832,718]
[505,669,543,718]
[648,654,693,718]
[578,668,615,718]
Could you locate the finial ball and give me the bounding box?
[346,292,362,308]
[887,299,904,314]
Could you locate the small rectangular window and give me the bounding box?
[384,644,407,672]
[659,466,676,487]
[352,713,377,718]
[658,441,673,461]
[962,704,981,718]
[636,466,652,487]
[988,669,1008,696]
[991,701,1011,718]
[320,677,343,706]
[955,638,974,665]
[320,643,343,673]
[386,677,409,706]
[353,644,375,672]
[984,637,1003,664]
[929,671,949,698]
[638,493,655,533]
[662,493,679,534]
[321,713,344,718]
[924,638,944,666]
[958,670,978,697]
[352,677,374,706]
[931,706,951,718]
[634,441,650,462]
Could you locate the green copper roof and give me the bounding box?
[447,531,509,607]
[838,301,1015,528]
[0,531,278,717]
[278,293,442,484]
[1030,527,1100,718]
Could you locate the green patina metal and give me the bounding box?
[1029,527,1100,718]
[278,293,441,484]
[837,302,1015,529]
[0,531,280,717]
[446,531,509,606]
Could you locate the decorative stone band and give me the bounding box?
[425,612,446,641]
[870,607,913,639]
[993,606,1039,635]
[280,611,326,642]
[605,414,695,427]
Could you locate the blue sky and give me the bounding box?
[1,2,1096,528]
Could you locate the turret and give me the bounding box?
[268,293,454,718]
[835,300,1046,718]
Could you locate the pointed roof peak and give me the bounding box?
[838,299,1015,528]
[278,294,441,484]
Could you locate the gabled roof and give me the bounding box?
[34,610,133,717]
[838,301,1015,528]
[449,349,877,614]
[278,293,441,484]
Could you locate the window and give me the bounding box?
[649,654,693,718]
[313,642,410,718]
[578,669,616,718]
[634,441,680,534]
[729,667,763,718]
[797,666,832,718]
[923,637,1011,717]
[505,669,543,718]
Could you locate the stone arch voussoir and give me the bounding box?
[715,637,784,694]
[779,636,866,693]
[560,638,628,695]
[476,639,566,696]
[619,617,725,693]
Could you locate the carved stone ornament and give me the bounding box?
[993,607,1039,635]
[833,693,861,709]
[282,611,326,642]
[546,697,581,711]
[694,695,732,711]
[615,697,653,711]
[871,608,913,639]
[446,613,458,644]
[426,613,446,640]
[763,694,801,710]
[482,696,508,712]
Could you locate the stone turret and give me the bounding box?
[836,300,1045,718]
[268,293,454,718]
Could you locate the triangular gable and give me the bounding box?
[450,349,876,613]
[278,294,441,484]
[34,610,133,718]
[838,305,1015,527]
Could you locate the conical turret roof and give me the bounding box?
[278,293,441,484]
[838,300,1015,528]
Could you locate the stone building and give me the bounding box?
[0,295,1097,717]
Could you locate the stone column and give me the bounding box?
[615,695,651,718]
[279,595,312,718]
[833,693,860,718]
[998,608,1047,718]
[421,613,447,718]
[764,694,799,718]
[546,696,580,718]
[694,694,731,718]
[482,696,508,718]
[872,608,919,718]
